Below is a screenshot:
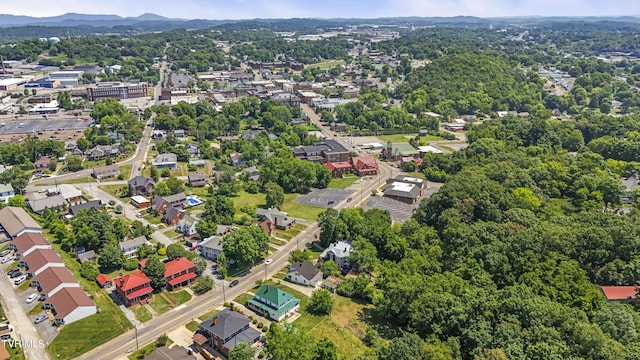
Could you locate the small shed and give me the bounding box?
[96,273,112,288]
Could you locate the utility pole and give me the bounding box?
[134,323,139,352]
[264,263,268,281]
[222,280,226,303]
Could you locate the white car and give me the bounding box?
[26,293,38,303]
[14,275,27,285]
[135,213,143,218]
[1,256,14,264]
[265,258,273,265]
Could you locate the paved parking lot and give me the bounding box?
[294,188,355,208]
[0,117,93,135]
[363,196,417,222]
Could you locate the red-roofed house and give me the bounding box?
[600,286,637,303]
[351,155,378,175]
[34,156,51,172]
[96,273,112,288]
[114,270,153,306]
[43,287,96,325]
[10,232,51,259]
[19,248,64,277]
[325,162,353,178]
[30,266,80,300]
[164,257,196,290]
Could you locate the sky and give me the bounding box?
[3,0,639,19]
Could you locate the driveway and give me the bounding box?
[0,260,50,360]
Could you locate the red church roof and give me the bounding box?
[352,155,377,172]
[164,257,195,278]
[600,286,637,300]
[114,270,151,291]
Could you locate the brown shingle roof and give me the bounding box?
[10,232,49,253]
[21,249,63,273]
[290,261,321,281]
[31,267,78,294]
[44,287,94,320]
[0,206,41,237]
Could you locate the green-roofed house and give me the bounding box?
[0,183,15,203]
[246,284,300,321]
[382,141,420,161]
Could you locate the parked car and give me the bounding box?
[0,249,10,257]
[0,334,10,340]
[13,275,27,285]
[229,279,239,287]
[135,212,143,218]
[9,271,22,279]
[26,293,38,303]
[6,268,19,276]
[265,258,273,265]
[1,256,14,264]
[33,315,47,324]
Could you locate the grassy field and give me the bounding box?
[233,292,254,306]
[127,342,157,360]
[186,320,199,332]
[167,290,192,305]
[64,176,96,184]
[281,195,325,221]
[377,133,444,143]
[306,60,345,70]
[328,176,360,189]
[162,229,180,239]
[149,294,173,314]
[134,306,153,323]
[273,228,301,241]
[120,164,133,179]
[406,171,426,179]
[99,184,131,204]
[232,190,266,213]
[269,238,287,246]
[5,343,25,360]
[198,309,220,321]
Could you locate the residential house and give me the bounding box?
[131,195,151,208]
[188,173,209,187]
[185,144,199,156]
[246,284,300,321]
[30,266,80,300]
[193,308,262,357]
[325,162,353,178]
[162,206,185,226]
[146,346,198,360]
[621,173,640,203]
[93,164,120,180]
[217,225,235,236]
[0,183,15,203]
[382,142,420,161]
[118,236,149,257]
[164,257,197,290]
[86,144,120,160]
[96,274,112,288]
[189,159,206,168]
[10,232,51,259]
[0,206,42,238]
[600,286,637,303]
[176,214,199,236]
[320,241,353,269]
[28,194,66,215]
[46,184,83,205]
[174,129,186,138]
[245,166,260,182]
[43,287,96,325]
[69,200,103,216]
[128,176,156,196]
[351,155,378,176]
[230,152,244,167]
[256,207,296,231]
[34,156,51,172]
[152,153,178,170]
[151,192,186,214]
[19,248,65,277]
[114,270,153,306]
[77,250,96,264]
[287,262,323,287]
[198,236,224,260]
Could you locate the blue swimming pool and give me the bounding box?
[186,196,203,206]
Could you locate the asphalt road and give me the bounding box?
[78,105,391,360]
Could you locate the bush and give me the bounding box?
[257,322,263,329]
[123,257,140,271]
[248,315,254,320]
[188,164,197,172]
[224,302,230,308]
[157,247,166,256]
[252,319,257,324]
[108,200,116,206]
[192,276,214,295]
[156,334,169,347]
[262,326,269,333]
[161,168,171,178]
[79,261,99,280]
[117,173,125,180]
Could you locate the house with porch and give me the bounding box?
[151,192,186,214]
[114,270,153,306]
[34,156,51,172]
[164,257,196,290]
[255,208,296,231]
[152,153,178,170]
[0,183,15,203]
[246,284,300,321]
[176,214,199,236]
[162,206,185,226]
[193,308,262,357]
[93,164,120,180]
[128,176,156,196]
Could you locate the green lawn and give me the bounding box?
[328,176,360,189]
[269,238,287,246]
[134,306,153,323]
[120,164,133,179]
[18,279,32,291]
[149,294,173,314]
[273,228,301,241]
[163,229,180,239]
[406,171,426,179]
[143,212,163,225]
[186,320,199,332]
[305,60,345,70]
[0,244,7,252]
[377,134,417,143]
[167,290,192,305]
[28,302,44,316]
[233,292,254,306]
[292,223,307,231]
[64,176,97,184]
[127,342,157,360]
[198,309,221,321]
[282,195,325,221]
[232,190,266,213]
[99,184,131,204]
[5,343,25,360]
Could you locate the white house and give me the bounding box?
[320,241,353,269]
[43,287,96,326]
[198,236,224,260]
[118,236,149,257]
[176,214,199,236]
[0,183,15,203]
[286,261,323,287]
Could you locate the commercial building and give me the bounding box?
[86,82,149,101]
